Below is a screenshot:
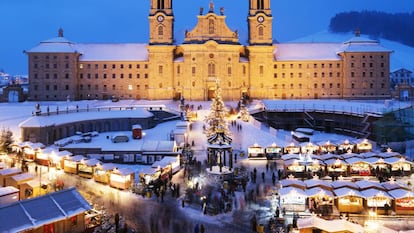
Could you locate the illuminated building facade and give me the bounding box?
[26,0,391,101]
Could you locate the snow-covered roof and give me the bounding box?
[334,187,364,198]
[82,158,101,167]
[26,37,78,53]
[27,35,149,61]
[274,43,342,61]
[339,36,392,53]
[388,188,414,199]
[9,173,35,182]
[305,187,334,197]
[355,180,385,191]
[279,179,306,189]
[0,186,19,196]
[113,167,134,176]
[76,43,148,61]
[331,180,359,190]
[298,215,364,233]
[19,108,153,128]
[0,187,91,233]
[361,188,393,199]
[0,167,22,176]
[151,156,178,168]
[279,186,307,197]
[304,179,332,190]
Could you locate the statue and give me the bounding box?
[209,1,214,12]
[220,7,224,15]
[199,7,203,15]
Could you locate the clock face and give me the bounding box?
[157,15,164,22]
[257,16,264,23]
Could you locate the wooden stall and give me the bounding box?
[0,167,22,186]
[19,180,42,200]
[361,188,393,215]
[334,187,365,213]
[247,144,266,160]
[389,189,414,215]
[5,173,35,189]
[78,159,101,179]
[51,150,72,169]
[306,187,335,215]
[345,157,371,176]
[300,142,319,154]
[283,142,301,154]
[0,186,19,206]
[63,155,85,174]
[279,186,307,212]
[355,139,372,153]
[109,168,135,190]
[265,143,283,160]
[94,163,117,184]
[317,141,337,154]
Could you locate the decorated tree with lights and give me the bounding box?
[204,79,232,144]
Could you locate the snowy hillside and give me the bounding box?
[288,31,414,71]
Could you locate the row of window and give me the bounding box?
[79,73,148,79]
[350,55,385,59]
[274,72,341,78]
[79,63,148,70]
[33,63,70,69]
[274,63,341,69]
[34,84,150,91]
[33,55,70,59]
[33,73,70,79]
[271,83,386,89]
[350,72,386,78]
[350,62,385,68]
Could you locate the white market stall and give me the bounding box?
[334,187,365,213]
[279,186,307,212]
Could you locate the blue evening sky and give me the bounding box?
[1,0,413,75]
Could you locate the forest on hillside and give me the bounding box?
[329,11,414,47]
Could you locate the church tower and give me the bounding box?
[247,0,275,99]
[149,0,174,44]
[247,0,272,45]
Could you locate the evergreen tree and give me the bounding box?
[204,79,232,140]
[0,128,14,152]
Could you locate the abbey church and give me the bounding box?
[26,0,392,101]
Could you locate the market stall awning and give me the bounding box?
[334,187,364,198]
[361,188,393,199]
[279,186,307,197]
[389,188,414,199]
[279,178,306,190]
[305,187,334,198]
[355,180,386,191]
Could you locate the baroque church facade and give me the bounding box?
[26,0,392,101]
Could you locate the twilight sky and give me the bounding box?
[1,0,413,75]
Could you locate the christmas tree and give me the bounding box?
[205,79,232,145]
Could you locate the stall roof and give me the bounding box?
[324,158,347,166]
[0,167,22,176]
[57,150,73,157]
[0,186,19,196]
[305,187,334,198]
[279,186,307,197]
[361,188,393,199]
[381,181,410,191]
[66,155,85,162]
[279,179,306,190]
[10,173,35,182]
[334,187,364,198]
[82,158,101,167]
[320,153,341,161]
[113,167,134,176]
[342,152,363,160]
[331,180,359,190]
[98,163,117,171]
[388,189,414,199]
[151,156,178,168]
[0,187,91,233]
[304,179,332,190]
[355,180,385,191]
[297,215,364,233]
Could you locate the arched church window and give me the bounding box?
[158,26,163,36]
[209,19,215,34]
